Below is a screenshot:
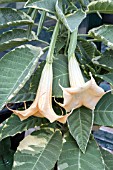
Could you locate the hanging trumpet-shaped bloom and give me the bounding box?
[57,54,105,112]
[7,20,68,123]
[8,63,68,123]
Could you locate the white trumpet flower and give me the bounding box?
[58,54,105,112]
[8,63,68,123]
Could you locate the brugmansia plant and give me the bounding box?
[1,0,113,169]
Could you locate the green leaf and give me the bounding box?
[0,0,26,3]
[55,38,66,53]
[53,54,69,97]
[13,129,62,170]
[0,137,15,170]
[100,148,113,170]
[0,8,33,29]
[77,40,97,61]
[11,54,69,103]
[87,0,113,14]
[1,115,42,140]
[0,29,37,52]
[56,0,86,32]
[68,107,94,153]
[10,61,43,103]
[92,49,113,71]
[94,92,113,126]
[58,133,105,170]
[25,0,57,13]
[0,45,43,110]
[96,73,113,86]
[89,25,113,50]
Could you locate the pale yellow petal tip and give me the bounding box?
[89,72,95,82]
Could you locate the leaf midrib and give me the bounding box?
[32,131,56,170]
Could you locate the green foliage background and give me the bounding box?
[0,0,113,170]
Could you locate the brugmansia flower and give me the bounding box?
[8,63,68,123]
[57,54,105,112]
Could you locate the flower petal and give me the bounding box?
[7,103,42,120]
[57,73,105,111]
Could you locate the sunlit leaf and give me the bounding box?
[87,0,113,14]
[0,8,33,29]
[25,0,57,13]
[89,25,113,50]
[13,129,62,170]
[0,29,37,52]
[0,45,43,110]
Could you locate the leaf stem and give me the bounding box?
[78,34,92,37]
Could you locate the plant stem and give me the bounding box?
[46,20,60,64]
[78,34,92,37]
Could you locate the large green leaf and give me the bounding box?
[0,0,26,3]
[1,115,42,140]
[94,92,113,126]
[68,107,94,153]
[58,133,105,170]
[0,45,43,110]
[13,129,62,170]
[56,0,86,32]
[0,29,37,52]
[89,25,113,50]
[0,8,33,29]
[25,0,57,13]
[100,148,113,170]
[87,0,113,14]
[0,137,15,170]
[10,54,69,103]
